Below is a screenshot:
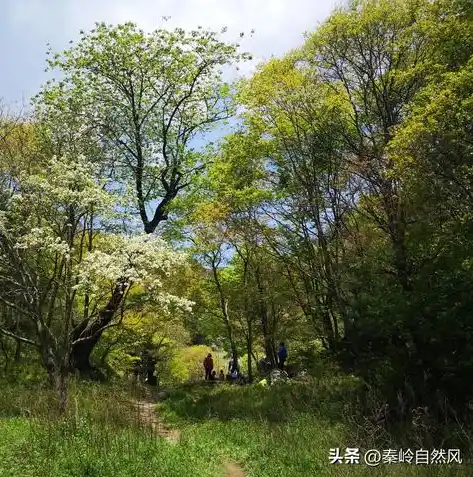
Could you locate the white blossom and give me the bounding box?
[15,226,71,255]
[3,153,194,321]
[76,233,190,306]
[22,155,114,216]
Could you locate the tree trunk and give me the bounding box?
[69,282,126,375]
[210,253,238,368]
[69,335,97,373]
[0,339,9,374]
[383,186,412,293]
[229,327,238,368]
[56,363,68,414]
[247,323,253,383]
[14,340,21,362]
[68,187,173,375]
[255,266,277,365]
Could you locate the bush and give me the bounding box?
[168,345,212,383]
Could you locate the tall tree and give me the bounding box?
[302,0,437,293]
[238,55,354,350]
[35,22,248,372]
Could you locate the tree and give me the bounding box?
[34,22,249,372]
[382,58,473,409]
[0,153,189,408]
[174,125,301,376]
[300,0,439,294]
[238,53,355,351]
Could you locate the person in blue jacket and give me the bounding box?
[277,342,287,370]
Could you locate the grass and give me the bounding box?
[158,380,472,476]
[0,379,221,477]
[0,373,472,476]
[0,417,220,477]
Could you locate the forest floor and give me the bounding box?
[0,376,471,476]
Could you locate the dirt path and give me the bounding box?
[223,460,246,477]
[133,400,180,444]
[132,389,246,476]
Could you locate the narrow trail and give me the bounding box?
[132,388,246,476]
[223,460,246,477]
[132,393,180,444]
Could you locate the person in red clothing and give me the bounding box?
[203,353,214,380]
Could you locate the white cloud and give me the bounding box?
[1,0,340,104]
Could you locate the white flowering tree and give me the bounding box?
[33,22,249,369]
[0,153,189,407]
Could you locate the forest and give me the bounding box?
[1,0,473,475]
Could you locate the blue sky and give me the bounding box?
[1,0,340,108]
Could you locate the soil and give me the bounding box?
[132,399,180,444]
[223,460,246,477]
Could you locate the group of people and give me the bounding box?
[202,353,225,381]
[203,352,241,382]
[203,342,288,382]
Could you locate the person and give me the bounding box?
[211,370,217,381]
[228,353,239,374]
[218,369,225,381]
[226,368,238,383]
[277,342,287,370]
[203,353,214,380]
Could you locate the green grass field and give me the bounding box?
[0,377,471,476]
